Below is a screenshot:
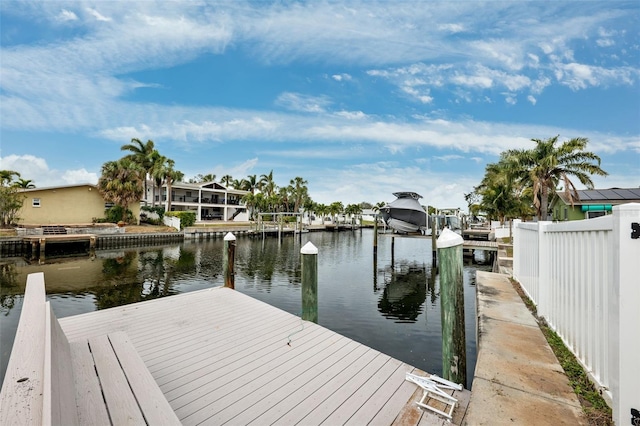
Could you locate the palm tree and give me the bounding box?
[289,176,309,213]
[505,136,608,220]
[220,174,233,188]
[0,170,20,186]
[329,201,344,223]
[121,138,155,203]
[12,178,35,189]
[149,151,168,207]
[97,158,144,221]
[163,159,183,212]
[245,174,258,194]
[259,170,277,197]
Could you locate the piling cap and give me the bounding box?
[224,232,236,241]
[436,228,464,249]
[300,241,318,255]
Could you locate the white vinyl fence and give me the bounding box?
[163,215,180,231]
[513,203,639,425]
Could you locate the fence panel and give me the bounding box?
[513,205,640,425]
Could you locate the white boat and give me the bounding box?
[380,192,427,234]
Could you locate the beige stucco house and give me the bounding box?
[17,184,140,225]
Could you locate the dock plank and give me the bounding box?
[246,342,371,425]
[321,357,404,425]
[88,334,146,425]
[69,341,111,426]
[58,287,470,425]
[271,347,381,426]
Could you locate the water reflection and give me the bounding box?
[377,261,428,323]
[1,230,492,390]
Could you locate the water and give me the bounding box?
[0,229,491,388]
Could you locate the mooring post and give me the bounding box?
[431,215,438,266]
[301,241,318,323]
[39,238,46,260]
[373,215,378,256]
[437,228,466,387]
[223,232,236,289]
[391,236,395,266]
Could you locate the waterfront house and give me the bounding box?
[17,184,141,225]
[145,181,249,222]
[550,187,640,221]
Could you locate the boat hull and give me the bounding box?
[380,192,427,234]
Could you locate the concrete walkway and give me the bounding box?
[464,271,586,425]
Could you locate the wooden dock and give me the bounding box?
[52,285,470,425]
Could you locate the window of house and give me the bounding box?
[587,211,606,219]
[186,191,192,197]
[32,198,41,207]
[105,202,115,209]
[563,207,568,221]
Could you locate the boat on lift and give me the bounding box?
[380,192,428,234]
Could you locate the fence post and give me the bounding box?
[512,219,521,280]
[609,203,640,426]
[223,232,236,289]
[437,228,466,387]
[301,242,318,323]
[536,221,551,319]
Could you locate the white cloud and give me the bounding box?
[438,23,465,33]
[86,8,112,22]
[596,38,614,47]
[555,62,638,90]
[0,155,98,187]
[332,73,352,82]
[275,92,332,113]
[57,9,78,22]
[527,95,537,105]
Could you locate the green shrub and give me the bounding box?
[103,206,135,224]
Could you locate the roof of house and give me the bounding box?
[17,183,97,193]
[556,187,640,205]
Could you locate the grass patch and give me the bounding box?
[509,278,612,425]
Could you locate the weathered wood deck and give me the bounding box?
[58,287,470,425]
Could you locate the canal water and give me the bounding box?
[0,229,491,388]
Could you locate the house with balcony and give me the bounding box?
[146,181,249,222]
[550,187,640,221]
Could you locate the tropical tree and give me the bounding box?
[220,175,233,187]
[0,170,20,186]
[149,151,168,207]
[289,176,309,213]
[504,136,608,220]
[121,138,156,203]
[244,174,259,194]
[12,178,35,189]
[345,203,363,225]
[188,173,216,183]
[315,203,328,223]
[259,170,277,197]
[0,171,24,227]
[97,158,144,222]
[475,154,532,224]
[163,159,184,212]
[328,201,344,223]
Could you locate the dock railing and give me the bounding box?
[513,203,639,425]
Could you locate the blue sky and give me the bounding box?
[1,1,639,210]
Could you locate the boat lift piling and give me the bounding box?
[223,232,236,289]
[301,242,318,323]
[437,229,467,388]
